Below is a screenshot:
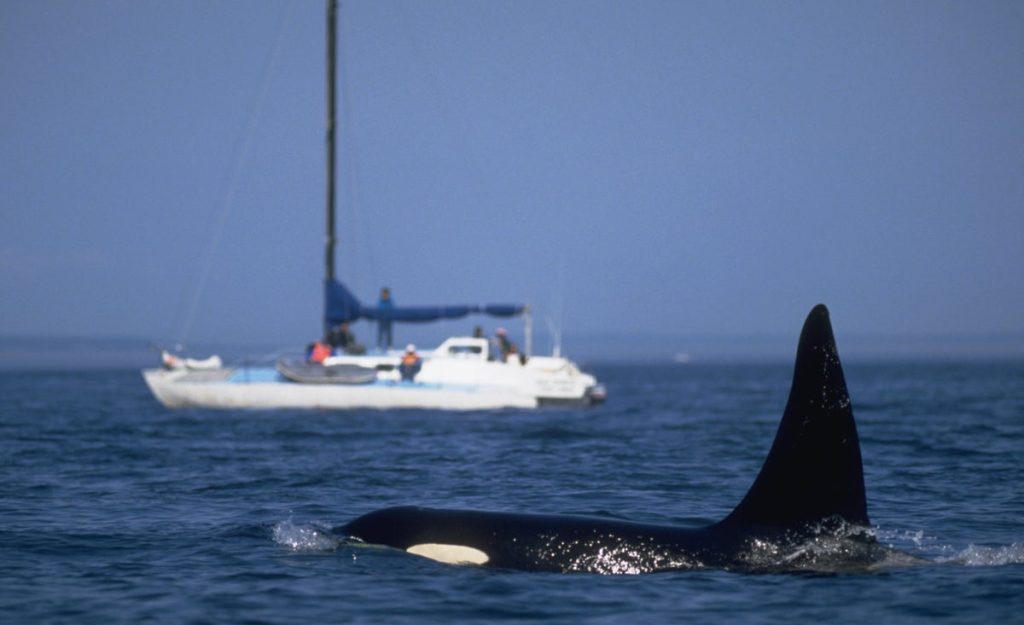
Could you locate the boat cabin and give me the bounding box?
[432,337,491,361]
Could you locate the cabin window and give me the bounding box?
[448,345,483,355]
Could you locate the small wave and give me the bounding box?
[875,528,1024,567]
[874,527,935,550]
[938,543,1024,567]
[272,519,340,552]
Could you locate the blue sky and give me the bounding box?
[2,0,1022,359]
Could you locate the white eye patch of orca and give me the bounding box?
[406,543,489,565]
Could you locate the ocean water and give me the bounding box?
[1,361,1022,624]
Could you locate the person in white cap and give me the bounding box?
[398,343,421,381]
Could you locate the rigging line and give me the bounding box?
[548,254,567,357]
[175,2,296,350]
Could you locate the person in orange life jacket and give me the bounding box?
[307,340,332,364]
[398,343,421,381]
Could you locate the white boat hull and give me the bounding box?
[143,368,540,410]
[143,337,603,411]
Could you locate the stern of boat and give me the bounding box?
[585,382,607,405]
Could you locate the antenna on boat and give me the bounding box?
[324,0,338,336]
[546,316,562,358]
[524,308,533,358]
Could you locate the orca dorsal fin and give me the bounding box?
[720,304,869,530]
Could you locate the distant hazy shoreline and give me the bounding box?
[2,333,1021,370]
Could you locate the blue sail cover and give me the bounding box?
[324,280,525,326]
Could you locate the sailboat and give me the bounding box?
[142,1,605,411]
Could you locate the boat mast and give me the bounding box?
[324,0,338,334]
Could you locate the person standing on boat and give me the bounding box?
[377,287,394,351]
[399,344,421,381]
[494,327,513,362]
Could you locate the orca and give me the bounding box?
[337,305,895,573]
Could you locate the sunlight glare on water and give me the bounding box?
[272,519,339,552]
[939,543,1024,567]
